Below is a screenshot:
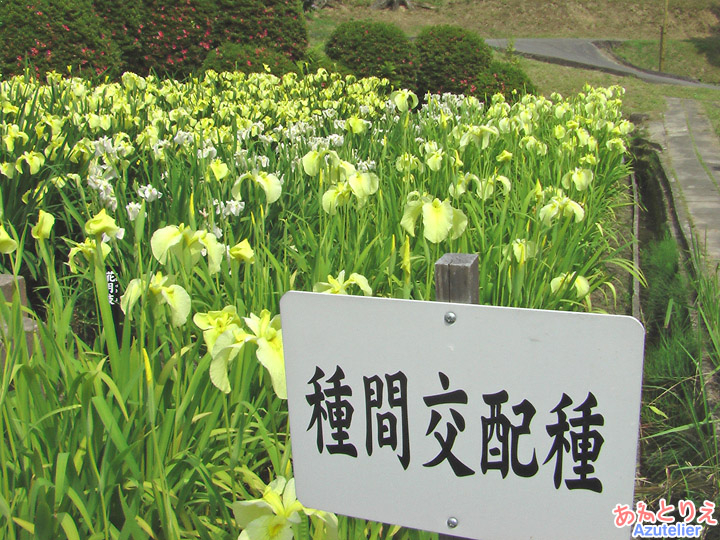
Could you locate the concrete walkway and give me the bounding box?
[488,38,720,267]
[485,38,720,89]
[649,98,720,268]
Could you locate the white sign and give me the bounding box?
[280,291,645,540]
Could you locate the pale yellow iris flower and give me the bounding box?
[120,271,192,327]
[151,224,224,275]
[313,270,372,296]
[233,477,338,540]
[551,272,590,299]
[401,191,467,244]
[31,210,55,241]
[0,225,18,254]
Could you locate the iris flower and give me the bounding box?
[233,477,338,540]
[209,309,286,398]
[207,325,251,394]
[348,171,379,206]
[3,124,29,153]
[229,239,255,264]
[321,171,380,213]
[551,272,590,299]
[232,171,283,204]
[395,153,424,174]
[425,148,445,172]
[449,172,478,199]
[14,151,45,175]
[345,116,369,134]
[459,124,499,150]
[561,168,593,191]
[313,270,372,296]
[321,182,351,214]
[194,305,244,357]
[0,225,17,254]
[209,159,230,181]
[506,238,537,265]
[151,224,224,274]
[539,195,585,225]
[31,210,55,241]
[85,209,123,239]
[390,89,418,112]
[401,191,467,244]
[67,238,110,273]
[477,173,511,201]
[120,272,192,327]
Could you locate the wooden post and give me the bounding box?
[0,274,39,357]
[434,253,479,540]
[435,253,479,305]
[659,0,669,71]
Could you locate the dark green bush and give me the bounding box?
[92,0,148,74]
[414,24,492,98]
[325,20,417,90]
[202,42,298,76]
[473,60,537,101]
[132,0,217,78]
[0,0,122,79]
[212,0,308,62]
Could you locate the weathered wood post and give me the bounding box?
[434,253,479,540]
[0,274,39,358]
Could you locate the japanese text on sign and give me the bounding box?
[306,366,605,492]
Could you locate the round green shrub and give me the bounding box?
[414,24,492,98]
[212,0,308,62]
[473,60,537,102]
[202,43,298,76]
[0,0,122,79]
[325,20,416,90]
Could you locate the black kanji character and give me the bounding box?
[543,392,604,492]
[324,366,358,457]
[543,393,572,489]
[481,391,539,478]
[422,372,475,477]
[567,392,604,492]
[364,371,410,469]
[306,366,328,452]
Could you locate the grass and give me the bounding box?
[636,232,720,524]
[613,38,720,84]
[306,0,720,40]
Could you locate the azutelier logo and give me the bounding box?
[613,500,717,538]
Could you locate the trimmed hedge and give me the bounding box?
[414,24,492,98]
[325,20,416,90]
[202,43,299,76]
[127,0,217,78]
[475,60,538,101]
[0,0,122,78]
[213,0,308,62]
[1,0,308,79]
[92,0,149,75]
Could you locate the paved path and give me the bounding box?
[485,38,720,89]
[649,98,720,267]
[488,38,720,266]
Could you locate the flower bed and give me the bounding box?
[0,70,635,538]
